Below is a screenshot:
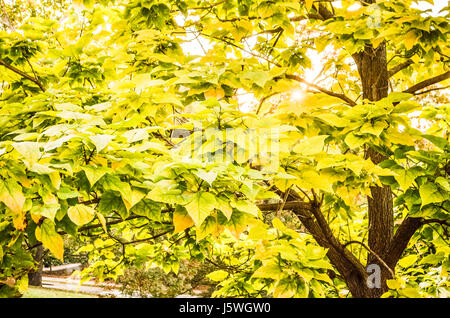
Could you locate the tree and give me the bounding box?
[0,0,448,298]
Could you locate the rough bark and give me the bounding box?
[351,41,399,297]
[28,244,44,286]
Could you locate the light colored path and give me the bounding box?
[42,275,123,297]
[41,275,201,298]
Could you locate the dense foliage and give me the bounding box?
[0,0,448,298]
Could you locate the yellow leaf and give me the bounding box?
[386,279,402,290]
[49,171,61,190]
[293,135,328,155]
[0,179,26,230]
[204,87,225,100]
[305,0,314,11]
[35,219,64,261]
[207,270,229,282]
[68,204,95,226]
[173,208,194,234]
[96,212,107,233]
[404,30,419,50]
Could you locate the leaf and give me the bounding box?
[293,135,328,155]
[207,270,229,282]
[404,30,419,50]
[401,288,421,298]
[194,170,217,185]
[0,179,25,215]
[96,212,107,233]
[173,207,194,234]
[0,179,26,230]
[83,166,110,187]
[394,169,416,191]
[241,70,272,88]
[230,199,259,217]
[102,174,134,210]
[435,177,450,192]
[419,183,447,206]
[386,279,401,290]
[68,204,95,226]
[122,128,149,143]
[252,261,283,279]
[89,134,115,152]
[423,135,449,150]
[360,121,388,136]
[345,133,365,149]
[130,199,162,221]
[57,187,80,200]
[215,196,233,219]
[30,163,55,174]
[98,191,128,218]
[398,254,418,268]
[31,204,60,221]
[305,0,314,11]
[35,219,64,261]
[12,142,40,163]
[185,191,216,226]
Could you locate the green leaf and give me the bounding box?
[360,121,388,136]
[252,261,283,279]
[102,174,134,210]
[184,191,216,226]
[68,204,95,226]
[31,204,60,221]
[423,135,449,150]
[57,187,80,200]
[82,166,110,187]
[130,199,162,221]
[215,196,233,219]
[98,191,128,218]
[394,169,416,191]
[345,133,366,149]
[419,183,447,206]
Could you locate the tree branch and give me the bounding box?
[259,196,368,287]
[403,71,450,95]
[385,217,423,268]
[285,74,357,106]
[0,58,46,92]
[388,60,413,77]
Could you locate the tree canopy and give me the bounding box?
[0,0,449,298]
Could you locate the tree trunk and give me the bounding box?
[28,245,44,286]
[353,42,394,297]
